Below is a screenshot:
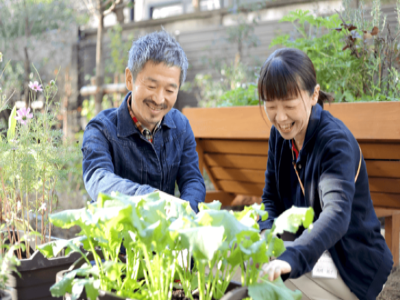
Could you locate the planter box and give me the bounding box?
[7,247,81,300]
[182,101,400,265]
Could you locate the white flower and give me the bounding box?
[39,202,47,212]
[17,201,21,211]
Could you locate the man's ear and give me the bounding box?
[125,68,133,91]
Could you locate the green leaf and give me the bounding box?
[272,206,314,235]
[49,208,87,229]
[7,105,17,141]
[102,261,124,281]
[178,226,224,261]
[248,277,302,300]
[196,210,258,242]
[71,278,100,300]
[198,200,222,211]
[265,230,286,258]
[36,237,83,258]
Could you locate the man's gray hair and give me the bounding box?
[127,30,188,87]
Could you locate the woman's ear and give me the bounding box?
[312,84,320,105]
[125,68,133,91]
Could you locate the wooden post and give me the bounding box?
[196,139,204,175]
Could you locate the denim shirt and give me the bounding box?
[81,92,206,212]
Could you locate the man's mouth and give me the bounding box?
[146,102,164,111]
[278,122,295,133]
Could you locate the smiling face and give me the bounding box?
[125,61,181,131]
[263,85,319,150]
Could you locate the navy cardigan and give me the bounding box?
[258,104,392,300]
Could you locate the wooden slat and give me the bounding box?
[202,139,269,155]
[205,154,268,170]
[196,139,204,176]
[366,161,400,178]
[374,208,399,218]
[360,142,400,160]
[384,212,400,266]
[369,178,400,194]
[183,106,270,139]
[218,180,264,196]
[205,191,235,206]
[211,167,265,183]
[183,102,400,140]
[371,192,400,209]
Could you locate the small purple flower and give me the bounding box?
[28,81,43,92]
[15,107,33,125]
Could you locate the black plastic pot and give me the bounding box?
[7,245,81,300]
[220,285,248,300]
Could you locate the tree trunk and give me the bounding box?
[94,2,104,116]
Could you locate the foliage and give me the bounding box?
[270,4,400,102]
[0,56,81,258]
[46,191,314,300]
[0,225,23,290]
[182,0,261,107]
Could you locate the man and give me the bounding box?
[82,30,205,212]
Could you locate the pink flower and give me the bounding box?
[28,81,43,92]
[15,107,33,125]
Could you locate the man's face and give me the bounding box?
[125,61,181,131]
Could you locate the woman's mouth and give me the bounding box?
[278,122,295,133]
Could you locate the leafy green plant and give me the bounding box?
[46,191,314,300]
[270,3,400,102]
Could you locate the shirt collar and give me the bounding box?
[288,104,322,156]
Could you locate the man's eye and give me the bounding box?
[148,86,156,89]
[166,90,174,94]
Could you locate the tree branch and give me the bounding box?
[103,0,122,16]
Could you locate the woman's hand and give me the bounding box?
[260,260,291,281]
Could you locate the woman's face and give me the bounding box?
[263,85,319,149]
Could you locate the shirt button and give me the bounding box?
[298,164,302,169]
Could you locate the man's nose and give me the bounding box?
[153,89,166,105]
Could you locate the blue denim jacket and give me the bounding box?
[81,92,206,212]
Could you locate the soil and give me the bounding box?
[378,266,400,300]
[171,289,200,300]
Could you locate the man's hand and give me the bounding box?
[260,259,291,281]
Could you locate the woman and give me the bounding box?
[257,48,392,300]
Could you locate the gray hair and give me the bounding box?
[127,30,188,87]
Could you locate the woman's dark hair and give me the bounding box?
[258,48,333,108]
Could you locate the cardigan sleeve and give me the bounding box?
[278,136,357,278]
[258,127,283,232]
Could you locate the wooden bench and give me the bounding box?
[183,102,400,266]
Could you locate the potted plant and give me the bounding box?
[48,191,313,300]
[0,54,82,299]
